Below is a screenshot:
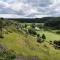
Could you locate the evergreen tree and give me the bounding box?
[42,34,46,40]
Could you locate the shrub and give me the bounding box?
[28,29,37,35]
[54,40,60,49]
[25,24,27,28]
[56,31,60,34]
[37,34,40,37]
[0,47,16,60]
[37,34,42,43]
[31,23,35,28]
[49,41,52,44]
[6,49,16,60]
[0,34,4,38]
[42,34,46,40]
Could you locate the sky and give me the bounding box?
[0,0,60,18]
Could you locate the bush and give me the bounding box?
[8,30,12,33]
[53,40,60,49]
[49,41,52,44]
[37,37,42,43]
[42,34,46,40]
[28,29,37,35]
[6,49,16,60]
[31,23,35,28]
[56,31,60,34]
[37,34,42,43]
[37,34,40,37]
[0,47,16,60]
[0,35,4,38]
[25,24,27,28]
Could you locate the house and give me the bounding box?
[35,27,40,30]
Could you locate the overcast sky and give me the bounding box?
[0,0,60,18]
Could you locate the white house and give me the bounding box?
[35,27,40,30]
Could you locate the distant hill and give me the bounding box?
[5,17,50,23]
[2,17,60,23]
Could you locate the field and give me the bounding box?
[0,21,60,60]
[37,30,60,41]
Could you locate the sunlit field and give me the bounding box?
[37,30,60,41]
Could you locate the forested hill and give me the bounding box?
[5,17,60,23]
[7,18,48,23]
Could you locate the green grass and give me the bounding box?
[0,30,60,60]
[37,30,60,42]
[1,19,60,60]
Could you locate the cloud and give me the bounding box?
[0,14,21,18]
[0,1,9,8]
[0,0,60,18]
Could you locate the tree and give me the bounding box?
[42,34,46,40]
[28,29,37,35]
[0,18,4,38]
[15,23,19,31]
[37,34,42,43]
[31,23,35,28]
[37,34,40,37]
[25,24,27,28]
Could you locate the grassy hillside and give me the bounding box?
[0,31,60,60]
[0,18,60,60]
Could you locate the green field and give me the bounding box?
[37,30,60,41]
[0,29,60,60]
